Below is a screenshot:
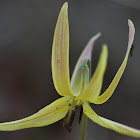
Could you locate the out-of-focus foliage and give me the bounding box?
[111,0,140,9]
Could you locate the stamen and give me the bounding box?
[63,99,77,133]
[63,110,75,133]
[69,110,75,127]
[79,105,83,124]
[63,112,72,133]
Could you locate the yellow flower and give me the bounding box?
[0,2,139,138]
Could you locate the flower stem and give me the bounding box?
[81,113,88,140]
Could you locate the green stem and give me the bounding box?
[81,113,88,140]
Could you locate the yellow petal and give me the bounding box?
[94,19,135,104]
[0,96,72,131]
[71,33,101,88]
[83,102,140,138]
[52,2,73,96]
[77,45,108,102]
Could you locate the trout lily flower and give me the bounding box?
[0,2,139,138]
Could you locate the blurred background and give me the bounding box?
[0,0,140,140]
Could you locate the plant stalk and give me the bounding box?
[81,113,88,140]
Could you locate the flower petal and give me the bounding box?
[0,97,72,131]
[94,19,135,104]
[52,2,73,96]
[77,45,108,101]
[71,33,101,88]
[83,102,140,138]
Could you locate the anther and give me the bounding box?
[79,105,83,124]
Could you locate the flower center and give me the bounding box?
[63,58,90,132]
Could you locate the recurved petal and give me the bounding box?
[0,96,72,131]
[77,45,108,102]
[52,2,73,96]
[71,33,101,88]
[94,19,135,104]
[83,102,140,138]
